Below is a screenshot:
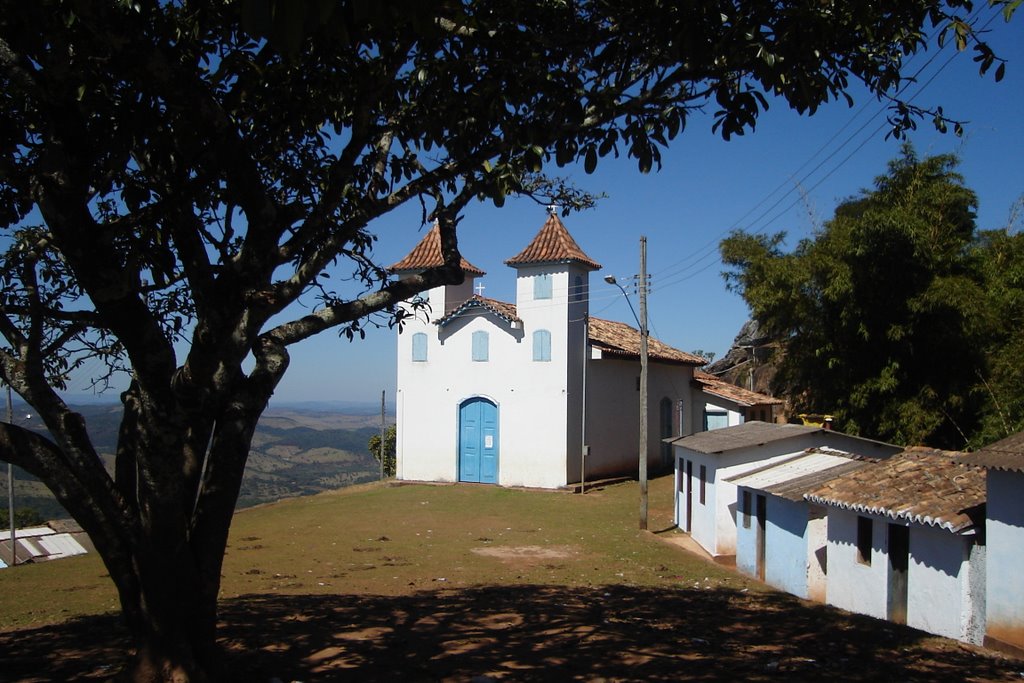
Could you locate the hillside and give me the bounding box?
[0,476,1020,681]
[2,404,387,518]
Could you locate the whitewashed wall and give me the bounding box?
[764,496,814,599]
[908,524,983,644]
[806,507,828,603]
[825,510,888,620]
[986,470,1024,651]
[734,488,757,577]
[733,491,820,600]
[396,273,574,489]
[674,445,805,557]
[824,509,983,644]
[671,429,890,558]
[586,357,692,481]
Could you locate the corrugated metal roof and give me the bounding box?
[435,295,522,328]
[806,447,986,533]
[35,534,88,560]
[588,317,705,366]
[727,450,875,502]
[388,222,486,276]
[955,431,1024,472]
[14,526,55,538]
[505,213,601,270]
[693,370,783,407]
[667,421,826,453]
[0,532,89,567]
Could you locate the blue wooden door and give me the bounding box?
[459,398,498,483]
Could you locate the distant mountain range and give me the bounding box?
[3,404,392,520]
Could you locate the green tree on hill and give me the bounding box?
[971,221,1024,444]
[720,145,1022,449]
[0,506,44,529]
[0,1,1017,679]
[368,425,397,478]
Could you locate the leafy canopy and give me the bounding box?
[721,144,1024,448]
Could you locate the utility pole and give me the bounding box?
[580,314,588,495]
[7,385,15,565]
[379,390,386,480]
[638,236,649,531]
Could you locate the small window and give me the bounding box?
[742,490,752,529]
[534,273,553,300]
[411,333,427,362]
[856,516,872,566]
[704,410,729,431]
[699,465,707,505]
[472,330,489,362]
[571,274,584,302]
[533,329,552,361]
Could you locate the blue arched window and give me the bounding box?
[472,330,489,361]
[411,332,428,362]
[533,329,552,362]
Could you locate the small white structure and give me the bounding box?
[957,433,1024,655]
[692,370,782,431]
[807,447,987,645]
[668,421,899,558]
[0,524,89,568]
[728,449,873,601]
[391,213,709,489]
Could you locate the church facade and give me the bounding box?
[390,212,719,489]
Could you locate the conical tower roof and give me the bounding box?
[505,213,601,271]
[388,222,486,276]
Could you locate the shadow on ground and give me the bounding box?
[1,585,1019,682]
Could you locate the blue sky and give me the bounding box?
[63,16,1024,407]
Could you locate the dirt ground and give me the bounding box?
[1,477,1022,682]
[3,583,1022,682]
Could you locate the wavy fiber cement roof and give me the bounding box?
[806,446,985,533]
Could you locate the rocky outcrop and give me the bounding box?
[705,320,780,398]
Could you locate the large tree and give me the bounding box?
[721,145,994,447]
[0,1,1017,679]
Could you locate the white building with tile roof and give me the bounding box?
[390,211,731,489]
[667,421,901,558]
[807,447,987,645]
[956,433,1024,655]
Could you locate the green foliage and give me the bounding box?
[722,145,997,448]
[691,350,716,365]
[368,425,396,478]
[970,225,1024,444]
[0,506,44,529]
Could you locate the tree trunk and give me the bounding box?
[112,393,264,682]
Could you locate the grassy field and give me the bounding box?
[1,475,1021,681]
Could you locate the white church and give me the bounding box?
[390,211,779,489]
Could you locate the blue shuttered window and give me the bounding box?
[472,330,489,361]
[534,273,553,300]
[533,329,551,361]
[411,332,427,362]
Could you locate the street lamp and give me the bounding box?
[604,238,650,530]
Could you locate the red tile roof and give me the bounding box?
[435,295,521,327]
[505,213,601,271]
[693,370,782,407]
[388,222,486,276]
[588,317,704,365]
[805,446,986,533]
[955,431,1024,472]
